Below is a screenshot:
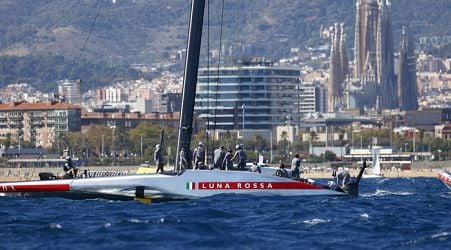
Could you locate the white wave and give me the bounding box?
[431,232,450,239]
[439,193,451,198]
[104,223,111,228]
[128,218,166,224]
[303,218,330,225]
[361,189,413,197]
[377,178,389,184]
[403,231,451,246]
[49,223,62,229]
[360,213,369,219]
[128,218,150,224]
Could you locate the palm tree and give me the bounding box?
[418,128,425,160]
[2,133,11,167]
[280,131,289,157]
[280,131,288,141]
[338,129,345,160]
[308,131,318,156]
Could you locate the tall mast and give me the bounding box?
[175,0,205,172]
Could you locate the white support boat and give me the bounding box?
[0,0,367,201]
[438,171,451,190]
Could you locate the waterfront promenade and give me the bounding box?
[0,161,449,182]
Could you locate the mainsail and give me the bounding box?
[371,146,382,176]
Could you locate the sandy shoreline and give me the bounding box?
[0,166,443,182]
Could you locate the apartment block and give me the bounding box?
[0,101,81,148]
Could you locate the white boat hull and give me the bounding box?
[438,171,451,190]
[0,170,346,200]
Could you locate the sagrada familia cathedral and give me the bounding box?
[398,27,419,111]
[327,23,348,112]
[328,0,419,112]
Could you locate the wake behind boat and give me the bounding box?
[0,0,367,201]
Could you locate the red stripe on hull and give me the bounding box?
[438,173,451,184]
[197,182,324,190]
[0,184,70,193]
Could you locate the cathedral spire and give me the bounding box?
[339,23,349,82]
[328,23,346,112]
[398,26,418,111]
[354,0,396,110]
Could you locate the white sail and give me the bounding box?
[371,146,381,176]
[363,146,383,179]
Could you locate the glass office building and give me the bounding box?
[195,60,301,130]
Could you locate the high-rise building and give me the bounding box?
[299,82,327,115]
[328,23,349,112]
[195,59,300,130]
[105,87,125,103]
[0,101,81,147]
[161,93,182,113]
[398,27,419,111]
[57,79,81,104]
[354,0,397,110]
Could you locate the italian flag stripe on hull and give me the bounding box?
[186,182,195,190]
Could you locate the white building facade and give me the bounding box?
[195,60,301,130]
[57,79,81,104]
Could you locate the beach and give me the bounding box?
[0,162,447,182]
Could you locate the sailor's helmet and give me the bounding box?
[337,167,344,172]
[65,156,71,161]
[198,141,203,146]
[235,144,240,149]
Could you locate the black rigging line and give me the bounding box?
[69,0,105,79]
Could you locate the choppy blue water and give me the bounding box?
[1,177,450,250]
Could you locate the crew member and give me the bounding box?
[275,163,289,178]
[63,156,77,179]
[193,142,205,169]
[250,162,261,173]
[231,144,247,170]
[179,146,190,170]
[213,145,226,169]
[154,144,164,173]
[336,167,351,187]
[291,153,301,178]
[222,148,234,170]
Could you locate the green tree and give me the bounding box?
[324,150,337,162]
[128,123,177,164]
[1,133,12,167]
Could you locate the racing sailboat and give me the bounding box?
[438,171,451,190]
[363,146,383,178]
[0,0,366,201]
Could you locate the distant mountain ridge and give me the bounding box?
[1,0,449,63]
[0,0,449,91]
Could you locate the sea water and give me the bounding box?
[0,177,450,249]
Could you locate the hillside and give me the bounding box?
[0,0,449,90]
